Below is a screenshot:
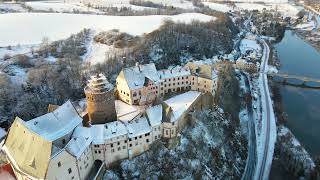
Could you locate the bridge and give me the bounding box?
[269,73,320,89]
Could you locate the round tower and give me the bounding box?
[84,73,116,125]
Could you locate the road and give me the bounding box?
[241,72,257,180]
[255,39,275,180]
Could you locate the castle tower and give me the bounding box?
[84,74,116,125]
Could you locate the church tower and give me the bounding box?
[84,74,116,124]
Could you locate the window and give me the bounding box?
[129,144,132,147]
[139,135,142,139]
[186,77,188,79]
[173,83,175,86]
[125,140,127,143]
[129,138,132,141]
[145,133,150,136]
[173,78,175,81]
[133,92,137,97]
[127,93,129,96]
[177,82,179,85]
[123,146,126,149]
[172,122,175,125]
[169,79,171,81]
[182,77,184,79]
[62,139,66,145]
[118,147,121,151]
[135,142,138,146]
[164,85,166,87]
[68,168,72,174]
[155,136,157,140]
[166,130,169,135]
[135,137,137,140]
[58,162,61,167]
[117,142,120,146]
[169,84,171,87]
[178,77,180,80]
[146,139,149,143]
[111,143,113,147]
[161,82,163,85]
[111,149,115,153]
[72,176,74,179]
[94,150,97,154]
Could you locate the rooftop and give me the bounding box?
[25,100,82,142]
[91,121,128,144]
[122,63,160,90]
[146,105,163,127]
[164,91,201,122]
[65,126,93,159]
[158,66,191,80]
[126,117,151,138]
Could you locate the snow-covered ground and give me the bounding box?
[24,0,103,13]
[202,2,233,13]
[78,0,196,10]
[239,38,261,54]
[0,2,27,13]
[235,2,301,17]
[0,13,214,46]
[295,21,316,31]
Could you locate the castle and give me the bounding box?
[2,61,218,180]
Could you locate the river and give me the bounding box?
[275,30,320,158]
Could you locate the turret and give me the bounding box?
[84,74,116,124]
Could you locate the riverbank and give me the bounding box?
[267,31,318,179]
[294,29,320,52]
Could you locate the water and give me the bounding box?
[275,30,320,158]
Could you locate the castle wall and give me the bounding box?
[46,150,80,180]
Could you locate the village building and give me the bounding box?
[235,58,259,73]
[116,62,218,106]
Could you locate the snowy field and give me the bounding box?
[24,0,103,13]
[78,0,196,10]
[202,1,301,17]
[203,2,233,12]
[0,13,214,46]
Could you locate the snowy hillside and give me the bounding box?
[0,13,215,46]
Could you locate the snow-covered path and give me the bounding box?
[254,39,276,180]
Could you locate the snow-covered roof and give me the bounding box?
[91,121,128,144]
[122,63,160,90]
[25,101,82,141]
[115,100,144,122]
[85,73,113,93]
[126,117,151,138]
[158,66,191,80]
[146,105,162,127]
[65,126,92,159]
[164,91,201,122]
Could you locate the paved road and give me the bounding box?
[256,39,273,180]
[241,72,257,180]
